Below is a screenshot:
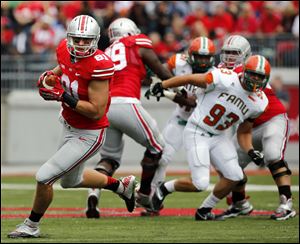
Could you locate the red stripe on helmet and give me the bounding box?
[80,15,87,33]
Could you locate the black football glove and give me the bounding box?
[248,149,264,166]
[144,88,161,101]
[150,82,165,98]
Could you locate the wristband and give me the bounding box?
[62,92,78,109]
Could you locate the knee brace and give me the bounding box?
[140,149,162,171]
[268,160,292,180]
[237,173,248,186]
[95,158,120,176]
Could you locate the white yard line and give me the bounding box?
[1,183,299,192]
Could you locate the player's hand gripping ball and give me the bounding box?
[37,71,60,90]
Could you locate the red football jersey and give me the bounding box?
[105,34,153,99]
[56,39,115,129]
[253,85,286,127]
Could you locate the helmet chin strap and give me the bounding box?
[253,84,257,92]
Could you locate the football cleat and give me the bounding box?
[85,193,100,218]
[8,218,40,238]
[219,199,253,218]
[195,209,224,221]
[151,183,167,212]
[136,191,153,211]
[140,209,160,217]
[271,195,296,221]
[140,203,164,217]
[118,175,137,213]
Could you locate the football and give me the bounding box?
[42,75,58,90]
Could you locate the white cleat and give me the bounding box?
[8,218,40,238]
[219,199,254,218]
[118,175,137,212]
[271,195,296,221]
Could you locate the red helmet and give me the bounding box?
[187,37,215,73]
[242,55,271,92]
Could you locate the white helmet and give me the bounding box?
[108,18,141,43]
[67,15,100,58]
[220,35,251,69]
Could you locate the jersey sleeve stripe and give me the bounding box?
[136,42,152,46]
[91,72,114,77]
[93,67,115,72]
[136,38,152,43]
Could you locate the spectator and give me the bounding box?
[60,2,82,22]
[281,2,298,33]
[13,1,44,25]
[189,21,209,40]
[162,32,183,59]
[184,3,211,34]
[259,2,283,35]
[169,1,191,18]
[1,13,16,54]
[30,15,56,55]
[210,2,234,39]
[270,75,290,111]
[171,15,190,50]
[148,31,171,62]
[128,2,152,34]
[155,2,172,37]
[234,2,259,36]
[227,1,241,21]
[113,1,133,17]
[249,1,265,18]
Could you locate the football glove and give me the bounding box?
[39,79,64,101]
[150,82,165,97]
[248,149,264,166]
[37,70,55,88]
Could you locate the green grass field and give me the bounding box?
[1,174,299,243]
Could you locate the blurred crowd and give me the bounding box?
[1,1,299,62]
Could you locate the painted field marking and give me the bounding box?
[1,207,276,219]
[1,183,299,192]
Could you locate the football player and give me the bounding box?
[149,55,270,221]
[8,15,137,238]
[85,17,174,218]
[143,37,216,216]
[218,35,296,220]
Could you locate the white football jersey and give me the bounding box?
[189,68,269,135]
[168,53,214,120]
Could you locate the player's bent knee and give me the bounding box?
[141,149,162,170]
[268,160,292,179]
[95,158,120,176]
[35,166,53,185]
[60,180,80,188]
[237,172,248,186]
[192,178,209,191]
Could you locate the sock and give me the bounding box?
[232,190,246,203]
[88,188,100,198]
[200,193,221,209]
[164,180,176,193]
[278,185,292,199]
[104,176,120,192]
[28,210,43,223]
[139,168,157,195]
